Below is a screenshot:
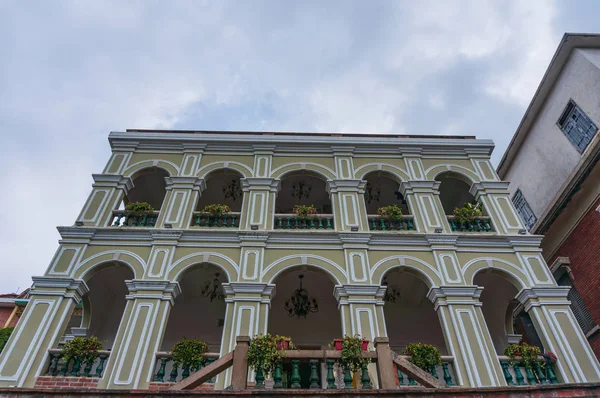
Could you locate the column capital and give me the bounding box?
[125,280,181,304]
[427,285,483,310]
[334,285,386,305]
[516,287,571,311]
[223,282,276,303]
[31,276,89,302]
[469,181,510,197]
[326,179,366,194]
[91,174,133,191]
[241,178,280,192]
[399,180,440,196]
[165,176,206,191]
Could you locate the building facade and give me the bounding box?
[498,34,600,358]
[0,129,599,391]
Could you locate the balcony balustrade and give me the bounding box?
[498,356,558,386]
[368,215,415,231]
[44,349,110,378]
[152,351,220,383]
[191,212,240,228]
[447,216,492,233]
[111,210,159,227]
[393,355,455,387]
[274,214,334,230]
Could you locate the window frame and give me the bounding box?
[556,272,596,335]
[557,99,598,154]
[512,189,537,231]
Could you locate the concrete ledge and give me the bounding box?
[2,383,600,397]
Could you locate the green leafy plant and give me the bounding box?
[125,201,154,216]
[293,204,317,219]
[377,205,403,221]
[402,343,442,372]
[505,342,542,368]
[247,333,284,377]
[274,335,296,350]
[62,336,103,365]
[201,204,231,216]
[171,337,208,369]
[0,327,14,353]
[339,334,370,373]
[453,202,482,224]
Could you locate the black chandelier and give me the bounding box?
[365,182,381,205]
[382,276,400,303]
[291,180,312,200]
[200,272,225,302]
[222,179,242,202]
[284,274,319,318]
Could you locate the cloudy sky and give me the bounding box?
[0,1,598,293]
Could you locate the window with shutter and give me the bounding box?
[557,273,596,334]
[558,100,598,154]
[512,189,537,231]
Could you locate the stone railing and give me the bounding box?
[274,214,334,230]
[447,216,493,232]
[368,215,415,231]
[190,212,241,228]
[44,349,110,378]
[393,354,455,387]
[111,210,160,227]
[152,351,220,384]
[498,355,559,385]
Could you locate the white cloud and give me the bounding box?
[0,0,576,292]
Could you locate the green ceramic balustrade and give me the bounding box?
[368,216,415,231]
[45,350,109,378]
[395,356,455,387]
[274,214,334,230]
[112,211,159,227]
[499,359,559,385]
[447,216,492,232]
[191,212,240,228]
[153,352,220,384]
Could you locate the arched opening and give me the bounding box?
[193,170,243,227]
[113,167,169,226]
[63,262,134,348]
[274,172,333,230]
[475,271,543,354]
[435,172,475,215]
[382,268,448,355]
[363,172,414,231]
[161,264,228,351]
[268,267,342,388]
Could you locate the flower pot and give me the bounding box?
[278,340,290,350]
[361,340,369,351]
[333,339,343,351]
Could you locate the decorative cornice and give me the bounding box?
[427,286,483,300]
[399,181,441,196]
[125,280,181,303]
[469,181,510,197]
[92,174,133,191]
[516,287,570,303]
[165,177,206,191]
[222,283,275,298]
[241,178,280,192]
[334,285,386,305]
[31,277,89,301]
[326,179,366,194]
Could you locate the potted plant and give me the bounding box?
[340,334,370,373]
[293,204,317,219]
[247,334,284,388]
[201,204,231,216]
[125,201,154,216]
[61,336,103,376]
[504,342,541,368]
[171,337,208,378]
[402,343,442,373]
[275,335,294,350]
[0,327,14,354]
[377,204,403,221]
[332,338,343,351]
[453,202,482,224]
[361,339,370,351]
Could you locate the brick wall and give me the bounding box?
[550,197,600,358]
[0,307,17,328]
[34,376,100,389]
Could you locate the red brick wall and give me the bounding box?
[34,376,99,389]
[550,197,600,358]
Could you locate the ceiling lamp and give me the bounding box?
[223,179,242,202]
[200,272,225,302]
[382,276,401,303]
[284,274,319,318]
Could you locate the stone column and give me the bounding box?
[155,177,205,229]
[516,287,600,383]
[400,181,449,233]
[334,285,387,388]
[76,174,132,227]
[470,181,525,234]
[0,277,88,388]
[427,286,505,387]
[240,178,280,230]
[216,283,275,389]
[100,280,181,390]
[327,180,367,232]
